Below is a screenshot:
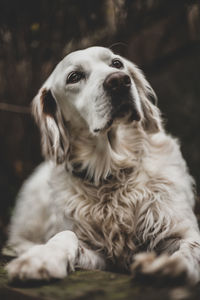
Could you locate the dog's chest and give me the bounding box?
[69,181,138,261]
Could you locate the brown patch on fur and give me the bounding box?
[41,89,57,117]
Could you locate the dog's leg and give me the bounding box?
[76,245,106,270]
[6,230,106,281]
[131,231,200,284]
[6,231,78,281]
[2,239,37,257]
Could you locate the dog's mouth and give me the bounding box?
[112,102,141,121]
[93,101,141,134]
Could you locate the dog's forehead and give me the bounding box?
[62,47,114,68]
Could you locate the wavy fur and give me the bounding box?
[5,47,200,284]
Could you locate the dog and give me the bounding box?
[5,46,200,284]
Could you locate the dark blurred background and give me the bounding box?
[0,0,199,248]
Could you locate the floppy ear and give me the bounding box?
[32,88,69,164]
[128,64,163,133]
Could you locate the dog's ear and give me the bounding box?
[32,88,69,163]
[128,63,162,133]
[140,83,162,134]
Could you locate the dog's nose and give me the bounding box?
[103,72,131,93]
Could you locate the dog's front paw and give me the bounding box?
[131,252,187,282]
[6,244,75,281]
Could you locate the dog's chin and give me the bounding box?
[93,104,141,134]
[112,103,141,122]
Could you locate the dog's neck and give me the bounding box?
[66,122,145,186]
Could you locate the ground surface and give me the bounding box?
[1,256,200,300]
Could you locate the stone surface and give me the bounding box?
[1,256,200,300]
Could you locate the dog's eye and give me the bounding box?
[66,71,84,84]
[111,59,124,69]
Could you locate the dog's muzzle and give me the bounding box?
[103,72,140,122]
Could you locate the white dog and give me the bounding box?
[5,46,200,284]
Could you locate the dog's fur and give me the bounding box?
[5,47,200,284]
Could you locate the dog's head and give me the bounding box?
[33,46,162,163]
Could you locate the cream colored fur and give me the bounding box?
[5,47,200,284]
